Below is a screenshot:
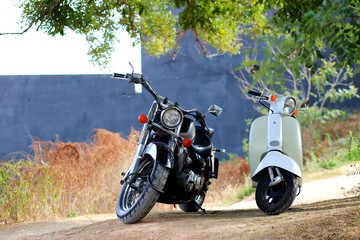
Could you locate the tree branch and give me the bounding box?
[0,22,34,36]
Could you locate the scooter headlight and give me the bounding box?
[161,107,183,129]
[283,97,296,115]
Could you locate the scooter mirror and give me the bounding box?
[249,65,261,74]
[300,99,309,108]
[208,104,223,117]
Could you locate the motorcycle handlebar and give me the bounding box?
[113,73,127,79]
[112,73,206,124]
[112,73,142,84]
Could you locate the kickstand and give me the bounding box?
[192,199,215,215]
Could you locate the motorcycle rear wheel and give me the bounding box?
[116,157,169,224]
[178,194,205,212]
[255,170,298,215]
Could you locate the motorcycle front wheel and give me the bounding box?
[178,194,205,212]
[255,170,298,215]
[116,156,169,224]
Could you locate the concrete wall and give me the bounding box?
[1,37,359,159]
[0,63,257,159]
[141,41,259,158]
[0,74,151,159]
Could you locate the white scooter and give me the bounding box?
[247,76,308,215]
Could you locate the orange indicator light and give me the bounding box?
[270,95,277,101]
[183,138,192,148]
[293,109,298,116]
[138,114,148,124]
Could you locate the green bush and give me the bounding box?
[344,131,360,162]
[0,159,64,223]
[236,173,256,200]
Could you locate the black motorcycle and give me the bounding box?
[113,69,224,224]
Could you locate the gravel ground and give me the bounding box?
[0,170,359,240]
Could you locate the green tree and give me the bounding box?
[266,0,360,69]
[1,0,359,69]
[1,0,267,66]
[230,32,359,156]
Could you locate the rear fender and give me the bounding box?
[144,142,174,169]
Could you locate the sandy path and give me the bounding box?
[0,173,359,240]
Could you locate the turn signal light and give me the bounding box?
[293,109,298,116]
[270,95,277,101]
[138,114,148,124]
[183,138,192,148]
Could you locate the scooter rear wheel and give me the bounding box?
[255,170,298,215]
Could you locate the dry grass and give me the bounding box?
[302,111,360,161]
[206,157,250,205]
[0,129,138,223]
[1,128,250,223]
[32,129,138,216]
[2,111,359,223]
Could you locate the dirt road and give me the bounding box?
[22,197,360,240]
[1,174,359,240]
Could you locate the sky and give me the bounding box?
[0,0,141,75]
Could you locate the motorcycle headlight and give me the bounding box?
[283,97,296,114]
[161,107,183,129]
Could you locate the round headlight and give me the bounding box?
[161,108,182,129]
[283,97,296,114]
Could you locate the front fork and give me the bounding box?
[268,167,284,188]
[267,113,284,188]
[123,102,159,180]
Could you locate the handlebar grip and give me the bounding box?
[112,73,127,79]
[248,90,261,96]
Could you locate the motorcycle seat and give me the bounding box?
[190,127,212,157]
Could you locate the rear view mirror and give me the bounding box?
[249,65,261,74]
[208,105,223,117]
[300,99,309,108]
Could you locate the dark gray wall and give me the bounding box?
[0,59,258,159]
[0,75,151,159]
[1,36,359,159]
[141,38,260,158]
[141,35,360,158]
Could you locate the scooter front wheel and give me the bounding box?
[255,170,298,215]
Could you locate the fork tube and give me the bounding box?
[268,167,275,182]
[126,102,158,176]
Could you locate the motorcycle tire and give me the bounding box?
[255,170,298,215]
[116,157,169,224]
[178,194,205,212]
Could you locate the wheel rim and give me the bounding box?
[119,158,154,211]
[264,179,287,205]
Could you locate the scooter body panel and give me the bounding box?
[249,115,303,187]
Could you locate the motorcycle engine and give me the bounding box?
[175,169,204,192]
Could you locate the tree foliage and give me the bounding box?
[1,0,359,69]
[268,0,360,67]
[5,0,266,66]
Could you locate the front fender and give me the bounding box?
[252,151,302,187]
[144,142,174,169]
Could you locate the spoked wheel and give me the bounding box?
[116,156,169,224]
[178,194,206,212]
[255,170,298,215]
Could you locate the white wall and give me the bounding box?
[0,0,141,75]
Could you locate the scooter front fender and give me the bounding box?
[144,142,174,169]
[251,151,302,187]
